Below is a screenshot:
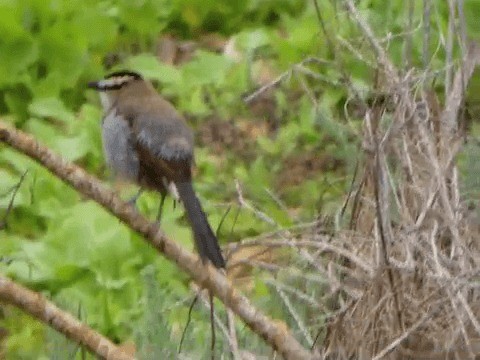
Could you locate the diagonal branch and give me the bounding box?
[442,41,480,132]
[344,0,399,82]
[0,122,313,360]
[0,275,133,360]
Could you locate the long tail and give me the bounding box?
[175,181,225,268]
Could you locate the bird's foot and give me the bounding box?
[127,188,144,207]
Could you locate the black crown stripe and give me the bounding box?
[87,70,142,91]
[105,70,142,80]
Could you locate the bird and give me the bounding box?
[88,70,226,268]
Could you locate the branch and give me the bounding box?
[0,275,132,360]
[242,57,331,104]
[422,0,432,68]
[442,41,480,132]
[0,170,28,230]
[344,0,399,82]
[0,122,313,360]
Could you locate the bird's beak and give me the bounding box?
[87,81,101,90]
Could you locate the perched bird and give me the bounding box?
[88,71,225,268]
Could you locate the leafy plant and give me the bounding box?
[0,0,466,357]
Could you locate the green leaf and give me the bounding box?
[180,87,209,115]
[235,28,271,52]
[125,54,181,84]
[0,148,37,174]
[0,36,38,86]
[257,136,278,155]
[0,170,32,209]
[24,119,58,147]
[53,264,91,287]
[4,89,32,121]
[465,0,480,39]
[253,276,270,297]
[28,98,75,123]
[53,135,91,161]
[117,0,168,38]
[29,72,64,99]
[72,8,118,49]
[181,51,233,86]
[37,21,87,87]
[0,3,26,39]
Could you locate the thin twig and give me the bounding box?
[422,0,432,68]
[178,295,198,354]
[242,57,333,104]
[209,291,216,360]
[312,0,336,58]
[445,0,456,98]
[456,0,467,53]
[270,282,314,346]
[371,301,441,360]
[226,308,241,360]
[442,42,480,132]
[243,69,292,104]
[0,170,28,230]
[403,0,415,70]
[344,0,398,81]
[190,283,234,355]
[235,179,276,226]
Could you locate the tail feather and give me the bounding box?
[175,181,225,268]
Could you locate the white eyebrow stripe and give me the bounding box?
[98,75,135,88]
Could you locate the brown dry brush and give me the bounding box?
[317,1,480,358]
[322,59,480,358]
[318,1,480,358]
[232,0,480,358]
[1,0,479,359]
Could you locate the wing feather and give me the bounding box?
[133,113,194,162]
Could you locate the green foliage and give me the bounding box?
[136,266,177,359]
[465,0,480,39]
[2,308,46,359]
[0,0,465,357]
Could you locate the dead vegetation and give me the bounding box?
[1,1,480,358]
[226,1,480,358]
[319,42,480,358]
[316,3,480,357]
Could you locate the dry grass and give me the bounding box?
[229,1,480,358]
[316,2,480,356]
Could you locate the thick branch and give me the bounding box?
[0,123,313,360]
[0,275,132,360]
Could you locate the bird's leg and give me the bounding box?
[162,178,179,212]
[156,192,167,223]
[169,182,179,210]
[128,188,144,207]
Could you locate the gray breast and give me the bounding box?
[101,111,139,181]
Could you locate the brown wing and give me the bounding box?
[136,141,192,193]
[129,108,194,189]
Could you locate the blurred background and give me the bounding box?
[0,0,479,358]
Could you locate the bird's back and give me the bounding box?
[116,82,194,162]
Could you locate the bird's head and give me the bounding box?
[88,70,147,111]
